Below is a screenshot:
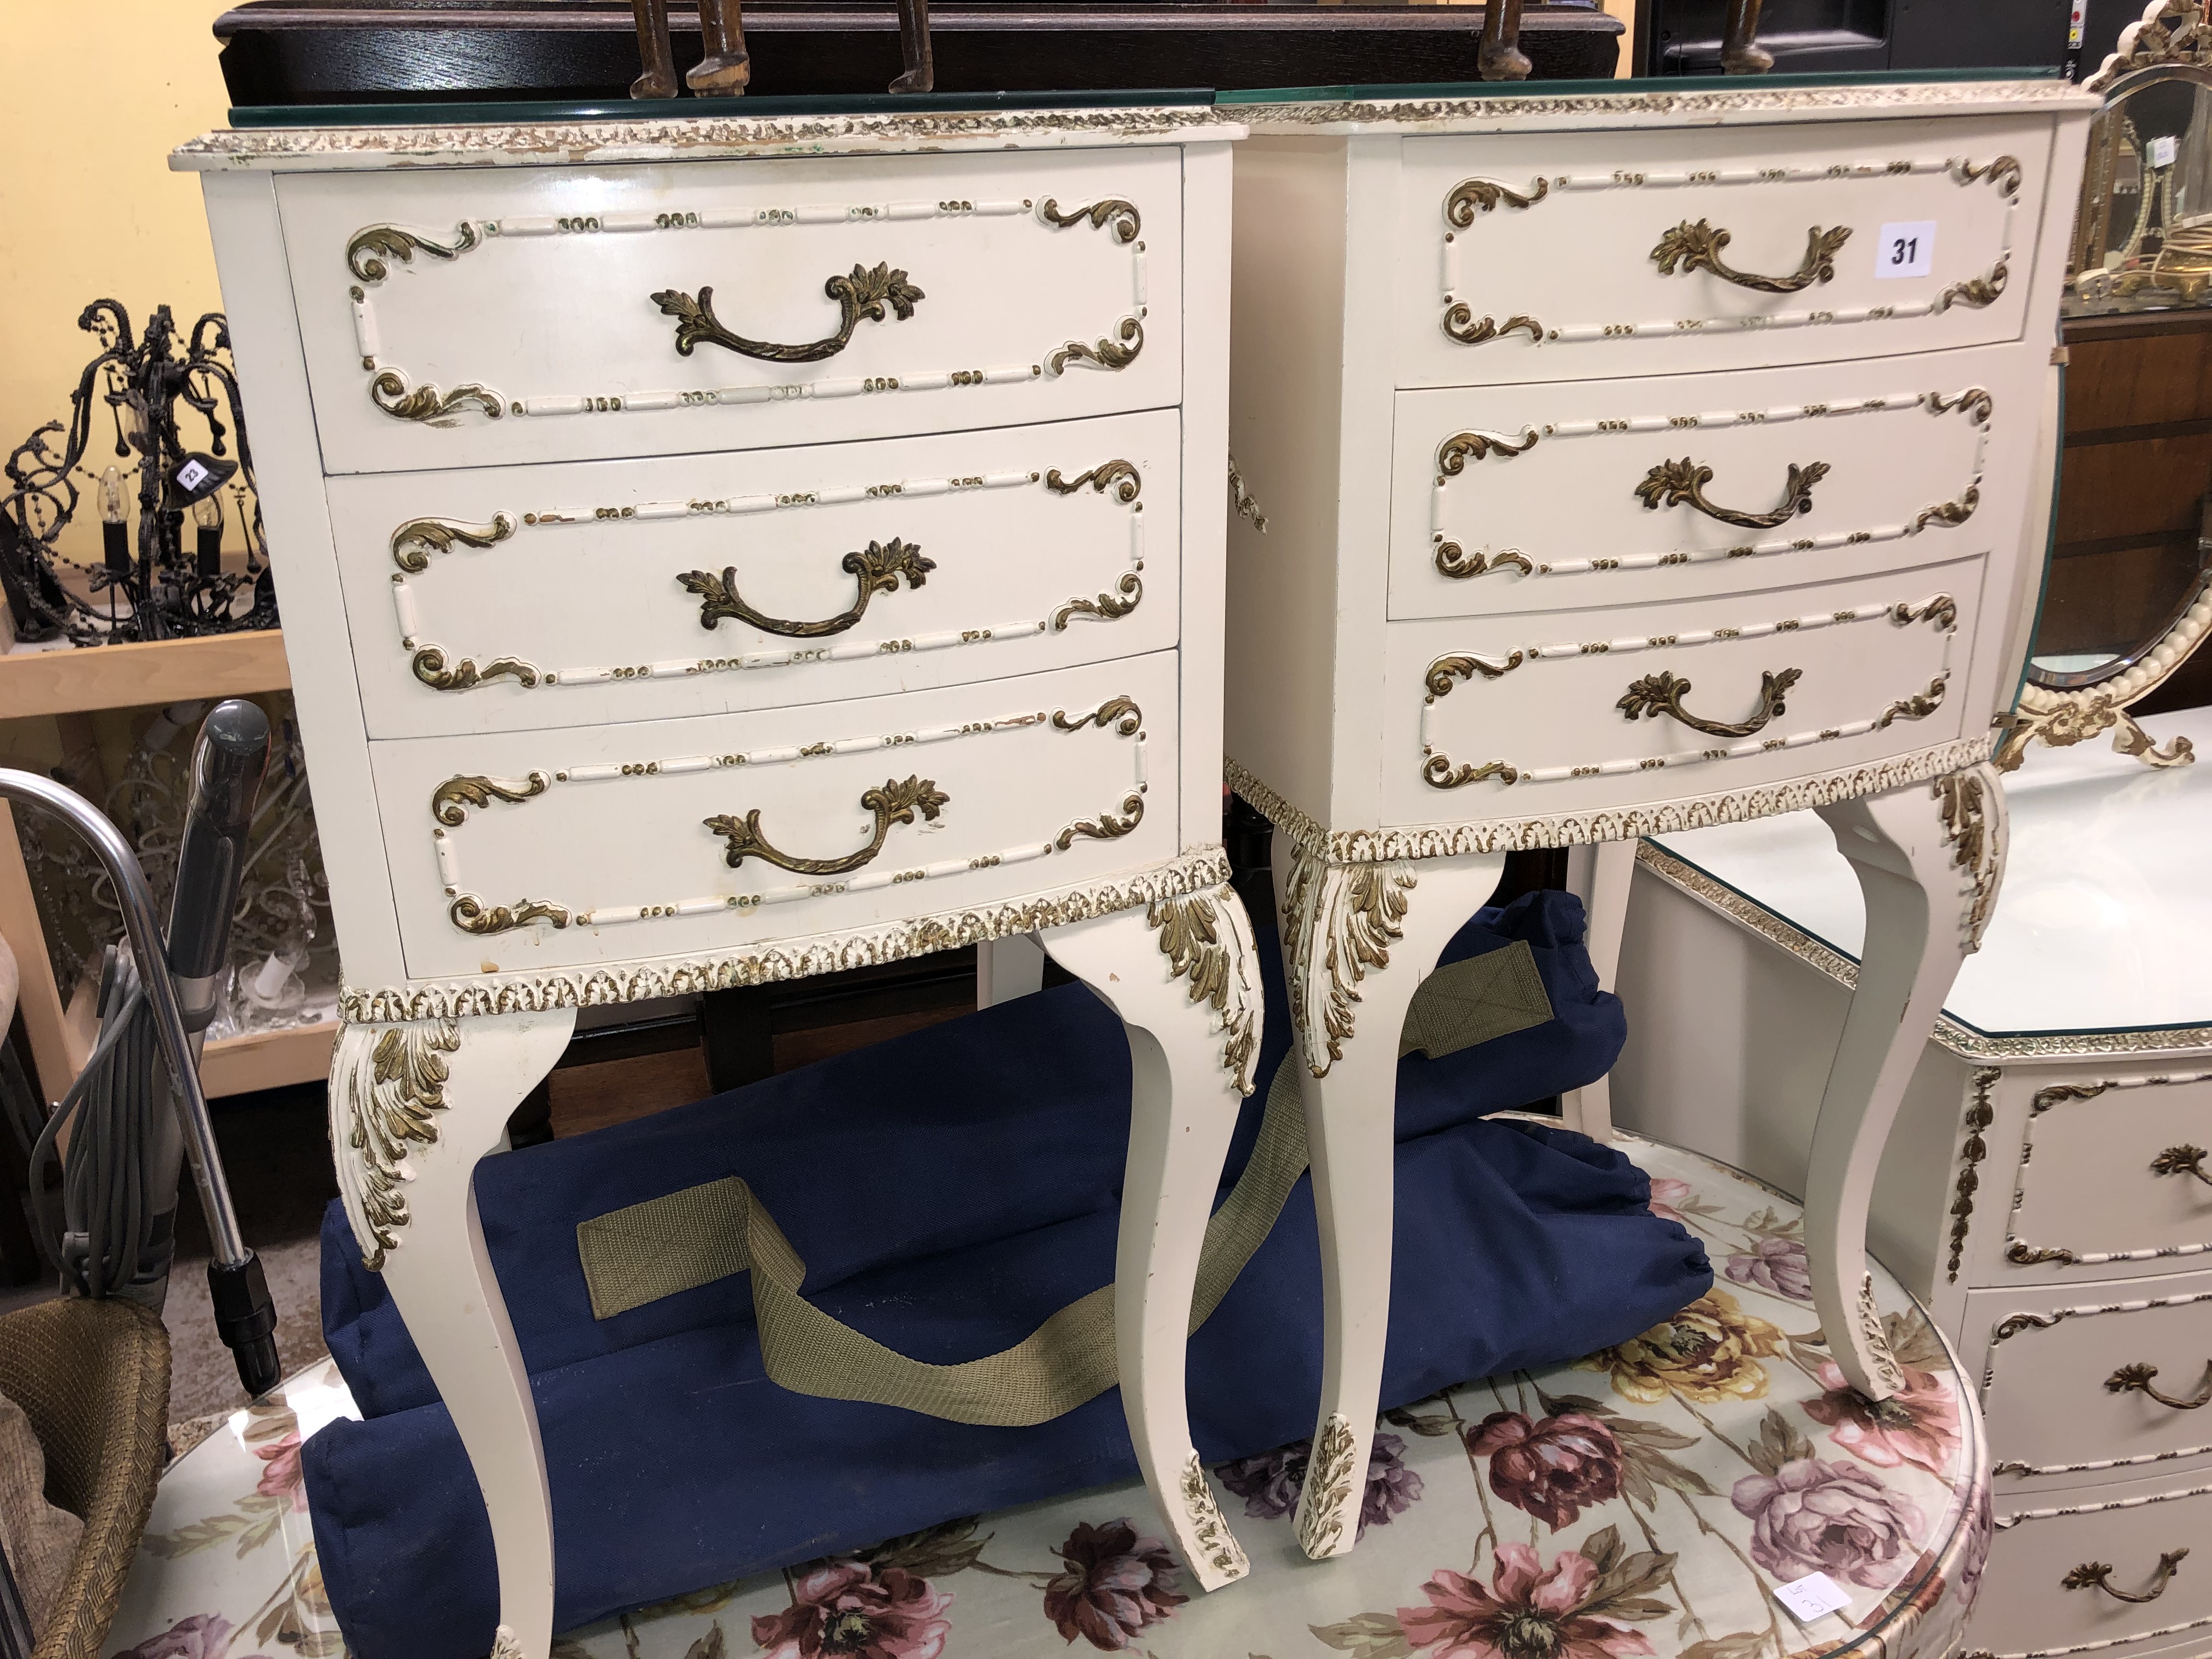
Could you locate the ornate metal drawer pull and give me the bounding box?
[2106,1360,2212,1410]
[678,539,933,637]
[2152,1143,2212,1186]
[705,775,947,876]
[1618,667,1803,738]
[2063,1549,2188,1604]
[652,262,923,362]
[1635,458,1830,529]
[1652,221,1853,294]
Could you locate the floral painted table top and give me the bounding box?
[105,1133,1989,1659]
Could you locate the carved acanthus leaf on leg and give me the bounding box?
[336,1021,462,1271]
[1284,850,1419,1076]
[1147,885,1260,1095]
[1180,1452,1251,1580]
[1295,1412,1360,1559]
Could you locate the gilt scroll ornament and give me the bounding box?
[1045,460,1141,503]
[431,772,551,827]
[1443,176,1550,225]
[1651,221,1853,294]
[1053,696,1143,736]
[1051,573,1143,630]
[391,513,517,573]
[653,263,924,362]
[1635,458,1829,530]
[1296,1413,1361,1558]
[1181,1452,1251,1580]
[1617,667,1803,738]
[1282,850,1418,1074]
[706,775,948,875]
[1149,887,1260,1096]
[341,1021,462,1271]
[449,895,571,935]
[411,646,540,692]
[1039,198,1142,243]
[1048,317,1144,375]
[679,538,934,637]
[371,370,504,425]
[347,222,483,284]
[1934,767,2003,952]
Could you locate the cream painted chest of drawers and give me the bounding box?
[1221,76,2097,1561]
[177,105,1262,1658]
[1623,706,2212,1659]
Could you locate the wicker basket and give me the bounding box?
[0,1298,171,1659]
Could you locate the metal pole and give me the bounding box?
[0,769,248,1268]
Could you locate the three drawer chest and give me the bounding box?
[1221,75,2097,1560]
[179,104,1261,1658]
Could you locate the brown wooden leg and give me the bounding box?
[688,0,753,94]
[890,0,934,93]
[629,0,679,98]
[1722,0,1774,73]
[1478,0,1530,82]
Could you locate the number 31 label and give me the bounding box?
[1875,221,1936,279]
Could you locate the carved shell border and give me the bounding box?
[1227,733,1995,865]
[340,845,1231,1023]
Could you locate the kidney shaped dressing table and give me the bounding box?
[177,100,1259,1659]
[1222,70,2097,1559]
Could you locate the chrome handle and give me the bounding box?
[2107,1361,2212,1411]
[2064,1549,2188,1604]
[1618,667,1803,738]
[1651,221,1852,294]
[679,538,933,638]
[1635,458,1830,531]
[654,262,924,362]
[706,775,947,877]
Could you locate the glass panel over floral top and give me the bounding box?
[106,1133,1989,1659]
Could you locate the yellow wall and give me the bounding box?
[0,4,234,570]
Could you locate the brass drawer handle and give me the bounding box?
[705,775,947,877]
[2064,1549,2189,1604]
[2107,1361,2212,1410]
[1652,221,1852,294]
[678,539,933,638]
[653,262,923,362]
[2153,1144,2212,1186]
[1635,457,1830,530]
[1618,667,1802,738]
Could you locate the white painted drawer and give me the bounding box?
[1388,342,2036,619]
[1977,1475,2212,1659]
[1975,1265,2212,1496]
[368,651,1178,981]
[2000,1072,2212,1280]
[335,409,1177,740]
[1392,113,2055,388]
[1379,555,1981,827]
[277,146,1179,473]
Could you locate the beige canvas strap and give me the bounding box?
[574,939,1551,1426]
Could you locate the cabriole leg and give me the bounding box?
[1042,884,1262,1591]
[1271,841,1506,1559]
[1808,765,2002,1400]
[329,1008,577,1659]
[1560,837,1635,1142]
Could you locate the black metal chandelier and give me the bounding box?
[0,300,275,646]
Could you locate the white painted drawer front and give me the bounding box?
[1389,343,2035,619]
[370,651,1178,981]
[1380,556,1980,827]
[1979,1479,2212,1659]
[278,146,1179,473]
[2002,1073,2212,1279]
[334,409,1177,740]
[1393,114,2054,387]
[1977,1270,2212,1493]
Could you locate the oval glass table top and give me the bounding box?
[1649,703,2212,1041]
[109,1135,1987,1659]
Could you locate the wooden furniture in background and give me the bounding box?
[0,632,337,1107]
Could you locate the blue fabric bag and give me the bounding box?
[303,891,1711,1659]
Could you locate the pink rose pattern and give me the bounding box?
[115,1172,1982,1659]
